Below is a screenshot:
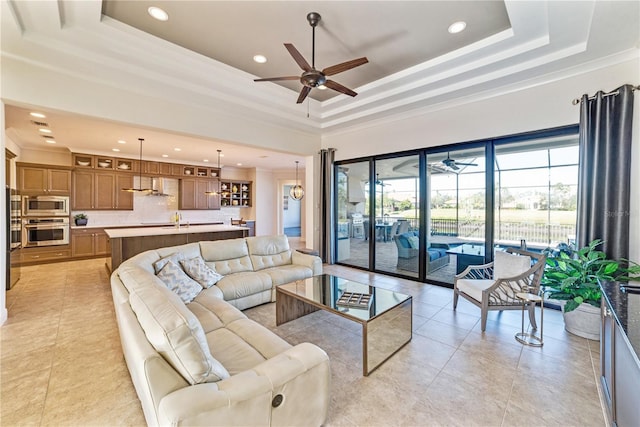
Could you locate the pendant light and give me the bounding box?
[122,138,152,192]
[290,160,304,200]
[205,149,222,195]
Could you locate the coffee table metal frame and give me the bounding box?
[276,274,412,376]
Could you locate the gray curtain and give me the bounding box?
[576,84,635,261]
[318,148,336,263]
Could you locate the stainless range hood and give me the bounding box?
[148,177,171,197]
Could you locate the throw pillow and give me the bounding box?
[494,250,531,279]
[153,252,183,274]
[156,260,202,303]
[180,256,224,288]
[407,235,419,249]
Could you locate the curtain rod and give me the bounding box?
[572,85,640,105]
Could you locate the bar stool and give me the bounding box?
[515,291,544,347]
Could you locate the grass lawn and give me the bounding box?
[394,208,576,224]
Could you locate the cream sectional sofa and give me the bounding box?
[111,235,329,426]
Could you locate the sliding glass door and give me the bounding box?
[333,125,579,287]
[426,147,486,284]
[335,161,370,268]
[373,155,420,276]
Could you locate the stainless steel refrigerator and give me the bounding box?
[6,187,21,289]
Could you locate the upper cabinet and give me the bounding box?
[179,178,220,210]
[72,171,133,210]
[18,163,72,195]
[220,181,251,207]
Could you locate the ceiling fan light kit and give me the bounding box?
[254,12,368,104]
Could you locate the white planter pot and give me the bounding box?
[562,303,601,340]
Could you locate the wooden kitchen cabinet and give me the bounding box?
[72,171,134,210]
[19,245,71,264]
[179,178,220,210]
[18,164,72,194]
[71,227,110,257]
[143,161,160,175]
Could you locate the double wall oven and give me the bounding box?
[22,195,70,247]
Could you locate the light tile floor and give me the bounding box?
[1,256,607,426]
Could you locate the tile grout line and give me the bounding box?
[38,267,69,426]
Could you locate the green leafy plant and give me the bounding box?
[74,213,88,220]
[542,239,619,313]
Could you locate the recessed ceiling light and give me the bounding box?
[30,112,46,118]
[112,148,120,152]
[253,54,267,64]
[45,139,56,144]
[39,128,52,133]
[448,21,467,34]
[236,163,243,166]
[148,6,168,21]
[203,159,209,162]
[117,140,126,144]
[174,148,181,152]
[162,154,169,158]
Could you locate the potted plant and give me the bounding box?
[74,213,88,226]
[541,239,619,340]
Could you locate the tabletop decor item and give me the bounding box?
[74,213,88,226]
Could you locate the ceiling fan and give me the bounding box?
[254,12,368,104]
[442,152,478,170]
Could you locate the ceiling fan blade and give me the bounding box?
[324,80,357,97]
[456,162,478,166]
[254,76,300,82]
[296,86,312,104]
[450,163,460,170]
[322,57,368,76]
[284,43,312,72]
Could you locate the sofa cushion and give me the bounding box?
[156,261,203,303]
[407,235,419,249]
[127,274,230,385]
[187,294,292,375]
[200,239,253,275]
[215,271,273,301]
[262,264,313,286]
[494,250,531,279]
[180,256,223,288]
[246,235,292,271]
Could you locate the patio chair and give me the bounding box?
[453,248,546,332]
[397,220,410,235]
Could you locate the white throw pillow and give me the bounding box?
[494,250,531,279]
[180,256,224,288]
[153,252,183,274]
[156,260,202,303]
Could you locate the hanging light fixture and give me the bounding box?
[290,160,304,200]
[205,149,222,195]
[122,138,152,192]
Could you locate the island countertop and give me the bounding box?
[104,224,246,239]
[106,224,248,271]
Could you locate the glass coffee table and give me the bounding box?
[276,274,412,376]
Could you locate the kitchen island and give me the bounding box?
[105,224,248,271]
